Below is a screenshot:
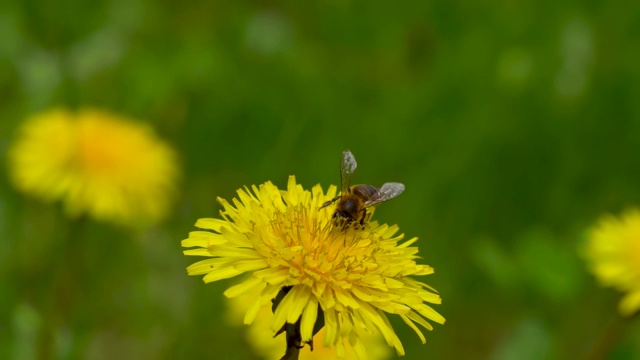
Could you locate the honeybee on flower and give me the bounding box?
[182,153,444,359]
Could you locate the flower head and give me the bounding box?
[182,176,444,358]
[584,209,640,316]
[7,108,179,225]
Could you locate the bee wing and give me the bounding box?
[363,182,405,207]
[340,150,358,193]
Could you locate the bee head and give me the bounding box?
[333,198,359,223]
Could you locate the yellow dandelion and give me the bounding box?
[226,287,392,360]
[584,209,640,316]
[182,176,445,358]
[7,108,179,225]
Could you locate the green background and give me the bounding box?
[2,0,640,359]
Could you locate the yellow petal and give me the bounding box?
[300,295,319,342]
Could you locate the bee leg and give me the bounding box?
[360,209,367,226]
[319,195,340,209]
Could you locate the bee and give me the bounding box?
[320,150,405,226]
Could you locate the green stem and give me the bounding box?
[280,340,301,360]
[587,311,635,360]
[38,214,87,359]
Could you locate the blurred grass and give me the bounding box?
[2,0,640,359]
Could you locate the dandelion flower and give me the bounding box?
[226,288,392,360]
[8,108,179,225]
[584,209,640,316]
[182,176,444,358]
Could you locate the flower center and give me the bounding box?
[269,204,378,290]
[625,234,640,276]
[75,120,137,177]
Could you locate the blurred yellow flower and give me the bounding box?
[182,176,444,358]
[8,108,179,225]
[226,288,392,360]
[584,209,640,316]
